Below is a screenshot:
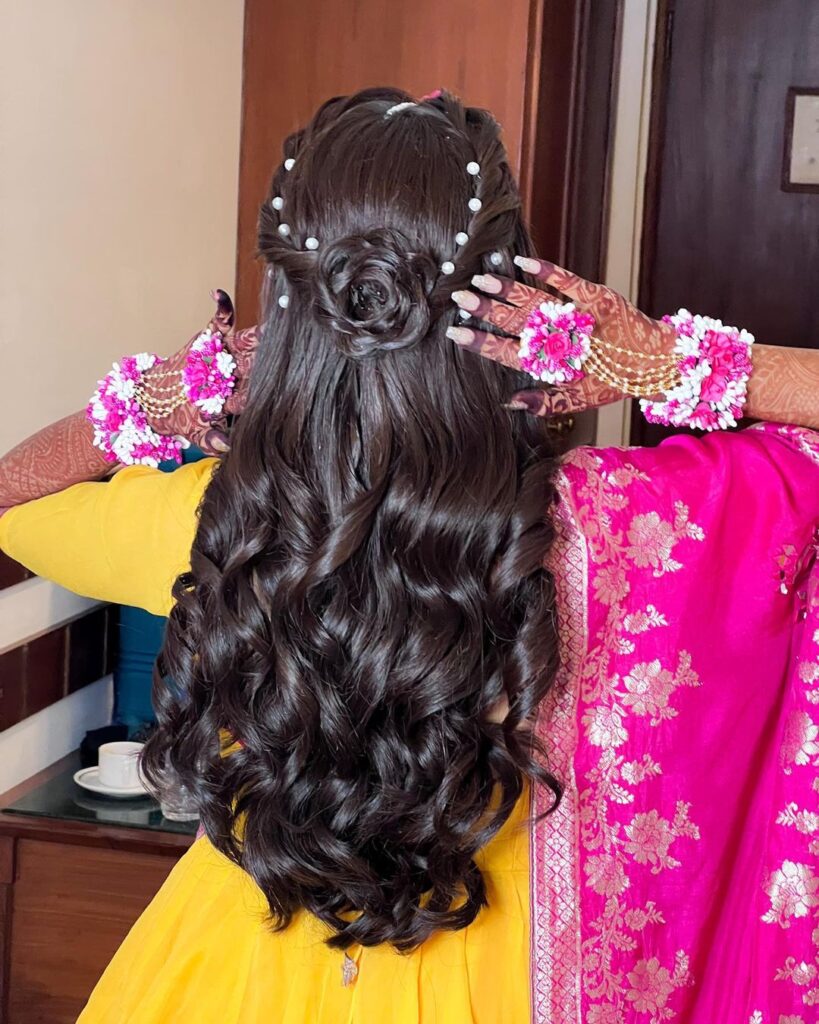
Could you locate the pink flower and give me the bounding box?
[542,329,572,361]
[699,371,728,404]
[691,404,720,430]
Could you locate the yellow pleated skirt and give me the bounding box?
[78,789,531,1023]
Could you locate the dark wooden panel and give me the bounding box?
[0,837,13,1024]
[7,840,179,1023]
[0,649,26,733]
[23,629,66,720]
[0,552,29,592]
[0,607,115,733]
[635,0,819,445]
[66,608,109,697]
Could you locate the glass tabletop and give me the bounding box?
[2,761,199,837]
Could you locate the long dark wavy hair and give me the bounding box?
[142,88,562,951]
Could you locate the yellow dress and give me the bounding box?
[0,461,531,1024]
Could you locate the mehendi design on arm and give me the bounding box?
[747,345,819,431]
[0,292,261,509]
[0,411,112,508]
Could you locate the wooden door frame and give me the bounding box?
[521,0,624,280]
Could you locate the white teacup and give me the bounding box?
[98,741,145,789]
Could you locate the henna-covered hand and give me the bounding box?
[746,344,819,431]
[143,290,260,454]
[0,291,261,512]
[448,256,676,416]
[0,411,111,512]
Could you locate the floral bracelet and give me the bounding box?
[87,330,237,467]
[639,310,755,432]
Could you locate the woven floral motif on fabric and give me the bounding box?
[531,427,819,1023]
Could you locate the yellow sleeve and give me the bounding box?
[0,459,217,617]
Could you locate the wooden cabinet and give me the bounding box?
[0,770,192,1023]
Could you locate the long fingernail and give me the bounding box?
[446,326,473,345]
[471,274,502,294]
[451,290,480,311]
[508,391,543,413]
[503,400,527,411]
[513,256,541,274]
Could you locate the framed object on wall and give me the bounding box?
[782,86,819,193]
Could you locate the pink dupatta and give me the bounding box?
[531,424,819,1024]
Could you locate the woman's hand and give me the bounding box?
[448,257,676,416]
[143,290,260,454]
[0,293,262,510]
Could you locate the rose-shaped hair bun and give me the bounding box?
[314,229,437,358]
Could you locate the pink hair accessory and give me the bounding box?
[518,301,595,385]
[87,354,186,467]
[182,328,237,418]
[419,89,443,101]
[640,310,754,432]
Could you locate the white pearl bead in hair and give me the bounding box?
[305,237,319,250]
[466,161,480,176]
[271,196,284,210]
[441,261,455,275]
[284,158,295,171]
[468,198,482,213]
[278,223,291,236]
[455,231,469,245]
[278,294,290,308]
[490,251,504,266]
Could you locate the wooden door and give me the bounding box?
[635,0,819,445]
[234,0,621,329]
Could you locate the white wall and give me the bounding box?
[0,0,244,449]
[0,0,245,790]
[596,0,659,448]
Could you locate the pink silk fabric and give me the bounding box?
[530,424,819,1024]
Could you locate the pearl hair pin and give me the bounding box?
[385,102,417,117]
[268,122,496,296]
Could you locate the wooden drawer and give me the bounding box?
[6,839,179,1023]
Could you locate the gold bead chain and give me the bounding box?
[586,337,680,399]
[134,372,187,417]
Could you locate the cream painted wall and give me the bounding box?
[0,0,244,790]
[0,0,244,450]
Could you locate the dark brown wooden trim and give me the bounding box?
[565,0,624,281]
[523,0,623,277]
[518,0,547,222]
[523,0,579,260]
[0,836,12,1024]
[781,86,819,194]
[0,607,116,733]
[0,812,192,856]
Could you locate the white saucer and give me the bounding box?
[73,766,149,800]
